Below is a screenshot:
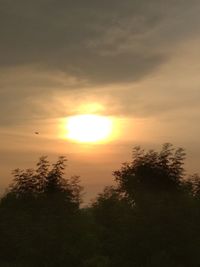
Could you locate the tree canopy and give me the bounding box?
[1,144,200,267]
[6,156,82,208]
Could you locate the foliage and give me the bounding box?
[1,145,200,267]
[113,143,186,206]
[0,156,84,267]
[6,156,82,208]
[92,144,200,267]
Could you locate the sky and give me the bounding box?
[1,0,200,202]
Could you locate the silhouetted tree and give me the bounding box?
[5,156,82,207]
[0,156,83,267]
[113,143,186,207]
[92,144,200,267]
[92,186,132,267]
[1,145,200,267]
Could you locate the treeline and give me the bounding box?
[0,144,200,267]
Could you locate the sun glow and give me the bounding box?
[66,114,113,143]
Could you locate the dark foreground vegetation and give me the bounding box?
[1,144,200,267]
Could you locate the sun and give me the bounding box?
[66,114,113,143]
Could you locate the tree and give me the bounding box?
[91,186,132,267]
[5,156,82,208]
[113,143,186,207]
[0,156,83,267]
[92,144,199,267]
[1,146,200,266]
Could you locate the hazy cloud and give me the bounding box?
[0,0,200,126]
[1,0,200,83]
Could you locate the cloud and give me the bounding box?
[0,66,83,125]
[1,0,200,127]
[1,0,200,84]
[109,38,200,119]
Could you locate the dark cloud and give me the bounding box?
[0,0,199,83]
[1,0,200,126]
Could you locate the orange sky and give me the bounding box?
[0,1,200,202]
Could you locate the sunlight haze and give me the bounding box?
[0,0,200,202]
